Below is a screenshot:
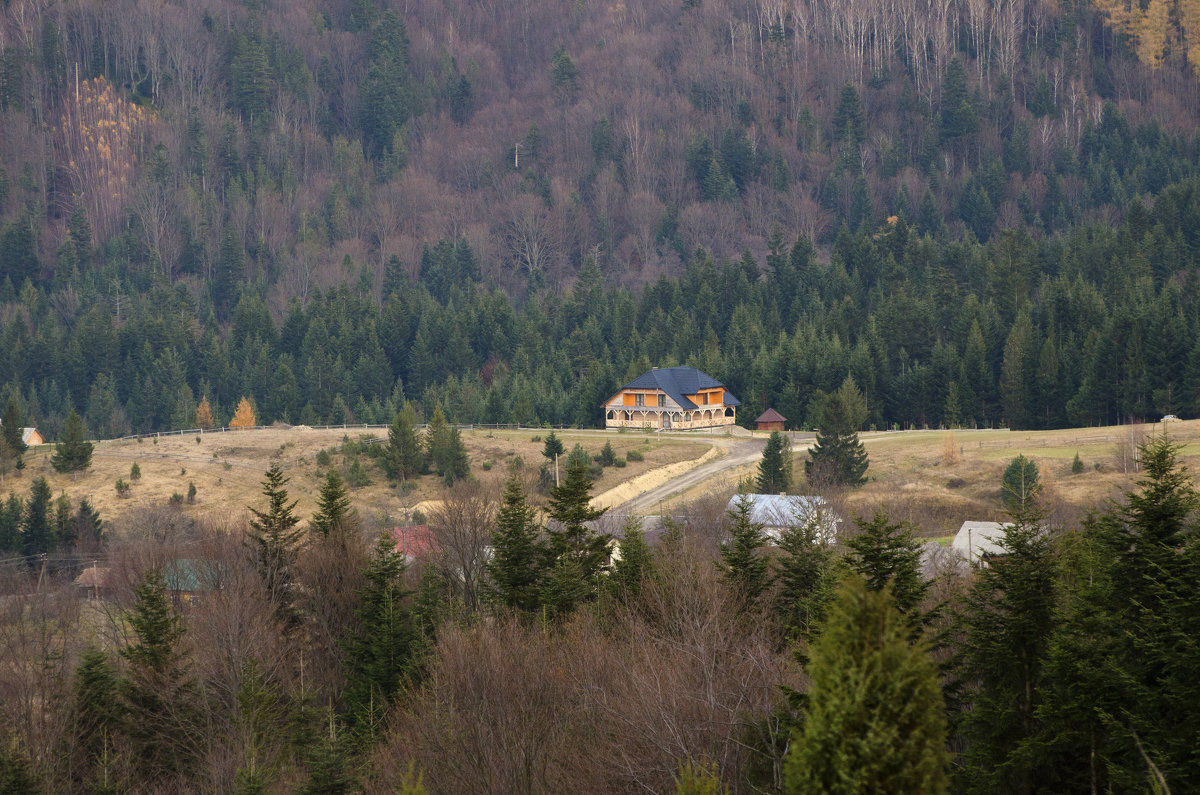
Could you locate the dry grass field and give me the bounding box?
[6,420,1196,540]
[670,421,1200,539]
[4,427,711,532]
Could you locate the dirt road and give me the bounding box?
[609,434,794,514]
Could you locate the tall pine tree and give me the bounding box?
[342,534,417,738]
[542,457,609,618]
[806,376,869,487]
[784,577,949,794]
[246,464,303,614]
[485,475,545,614]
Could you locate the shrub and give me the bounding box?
[613,457,627,467]
[316,449,332,467]
[115,479,130,497]
[168,493,184,507]
[598,441,616,467]
[412,509,426,525]
[187,481,197,504]
[346,457,372,487]
[587,462,604,480]
[1071,452,1084,474]
[481,461,493,471]
[130,462,141,481]
[626,449,644,462]
[567,444,592,468]
[195,436,202,444]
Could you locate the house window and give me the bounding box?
[657,394,665,407]
[636,393,645,407]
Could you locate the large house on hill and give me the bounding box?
[603,366,739,430]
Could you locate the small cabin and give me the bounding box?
[21,427,43,446]
[754,408,787,432]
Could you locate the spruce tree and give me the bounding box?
[955,499,1057,793]
[425,407,469,484]
[1038,436,1200,791]
[845,511,927,615]
[51,409,93,473]
[1000,454,1040,512]
[608,515,653,601]
[246,464,304,612]
[1,399,26,463]
[0,437,15,485]
[541,430,565,462]
[485,475,545,613]
[21,477,53,556]
[720,496,769,603]
[310,470,354,538]
[342,534,416,738]
[72,498,103,550]
[543,457,609,617]
[119,569,201,785]
[805,376,869,487]
[73,645,125,793]
[757,431,792,493]
[383,405,423,480]
[775,511,839,641]
[784,578,949,794]
[0,495,20,553]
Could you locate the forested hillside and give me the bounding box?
[4,0,1200,436]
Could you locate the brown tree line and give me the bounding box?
[1,0,1198,308]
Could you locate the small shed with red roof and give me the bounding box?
[755,408,787,432]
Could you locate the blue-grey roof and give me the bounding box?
[619,366,740,410]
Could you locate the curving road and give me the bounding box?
[614,432,815,515]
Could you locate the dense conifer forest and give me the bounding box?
[3,0,1200,436]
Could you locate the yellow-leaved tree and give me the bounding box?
[196,396,215,429]
[230,397,257,429]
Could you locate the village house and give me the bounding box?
[727,493,842,543]
[603,366,739,430]
[952,521,1007,566]
[22,427,43,446]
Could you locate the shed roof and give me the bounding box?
[755,408,787,423]
[617,366,740,410]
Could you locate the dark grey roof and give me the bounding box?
[619,366,740,410]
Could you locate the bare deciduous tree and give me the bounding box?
[426,481,497,613]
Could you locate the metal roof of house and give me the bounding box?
[951,521,1007,562]
[618,366,741,410]
[392,525,437,561]
[755,408,787,423]
[726,494,840,543]
[163,559,221,592]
